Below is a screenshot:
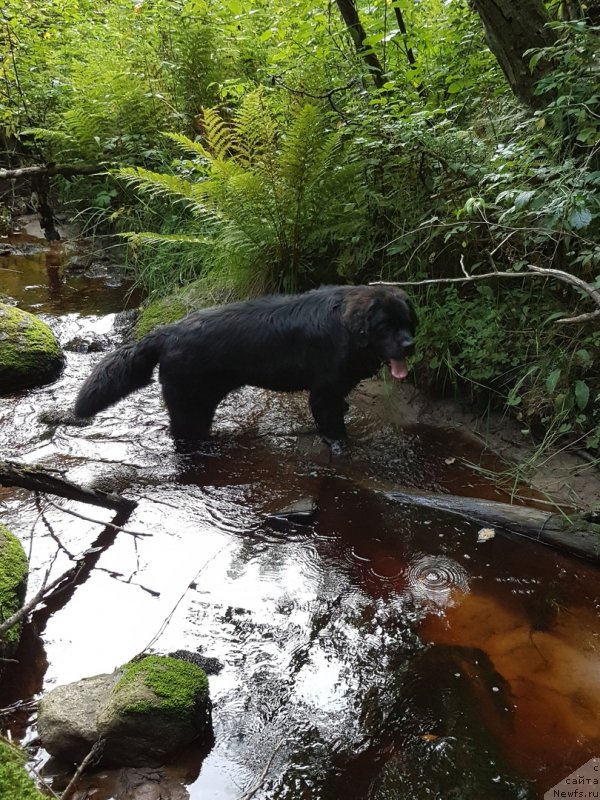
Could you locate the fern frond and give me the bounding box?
[202,107,233,161]
[117,166,216,218]
[232,89,278,166]
[280,104,341,195]
[163,132,211,163]
[121,231,213,246]
[20,127,73,144]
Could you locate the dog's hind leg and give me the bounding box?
[161,382,224,449]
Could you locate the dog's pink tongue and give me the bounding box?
[389,359,408,380]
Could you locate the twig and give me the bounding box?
[271,76,358,118]
[46,500,150,538]
[61,739,105,800]
[239,739,285,800]
[35,494,75,560]
[0,698,38,717]
[0,561,84,639]
[372,262,600,325]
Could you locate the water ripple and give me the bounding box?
[405,553,469,605]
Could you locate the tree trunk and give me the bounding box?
[334,0,385,89]
[469,0,556,107]
[392,4,426,100]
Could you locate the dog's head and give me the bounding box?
[343,285,417,380]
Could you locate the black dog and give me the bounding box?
[74,285,416,450]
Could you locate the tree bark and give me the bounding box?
[392,4,426,100]
[334,0,385,88]
[469,0,556,107]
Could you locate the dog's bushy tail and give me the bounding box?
[74,333,163,418]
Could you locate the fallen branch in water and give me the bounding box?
[61,739,105,800]
[0,460,137,512]
[239,739,285,800]
[384,489,600,561]
[46,500,150,538]
[0,560,85,639]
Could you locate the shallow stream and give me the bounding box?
[1,232,599,799]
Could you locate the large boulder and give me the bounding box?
[0,303,64,393]
[37,655,211,767]
[0,738,45,800]
[0,523,28,663]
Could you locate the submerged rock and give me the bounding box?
[0,523,28,664]
[0,303,64,393]
[37,655,212,767]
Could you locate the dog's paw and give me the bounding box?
[322,437,347,457]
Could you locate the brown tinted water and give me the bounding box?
[0,236,599,800]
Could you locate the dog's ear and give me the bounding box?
[342,292,377,347]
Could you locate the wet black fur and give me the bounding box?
[74,285,416,450]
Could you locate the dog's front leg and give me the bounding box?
[309,389,349,452]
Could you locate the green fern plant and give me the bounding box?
[119,90,368,296]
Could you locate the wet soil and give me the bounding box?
[1,232,599,800]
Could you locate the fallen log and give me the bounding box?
[0,163,108,180]
[0,461,137,512]
[384,490,600,561]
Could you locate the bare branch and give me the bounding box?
[239,739,285,800]
[0,561,84,639]
[372,262,600,325]
[61,739,105,800]
[0,460,137,512]
[46,500,150,538]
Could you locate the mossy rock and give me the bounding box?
[0,738,45,800]
[38,655,211,767]
[135,296,189,339]
[0,522,28,658]
[97,655,210,765]
[0,303,64,393]
[135,279,236,339]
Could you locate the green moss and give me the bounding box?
[0,523,28,646]
[113,655,209,717]
[0,738,45,800]
[0,303,64,392]
[135,278,233,339]
[135,298,188,339]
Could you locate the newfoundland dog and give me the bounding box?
[74,284,416,450]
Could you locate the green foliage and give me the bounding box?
[414,282,600,451]
[0,738,45,800]
[120,91,368,295]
